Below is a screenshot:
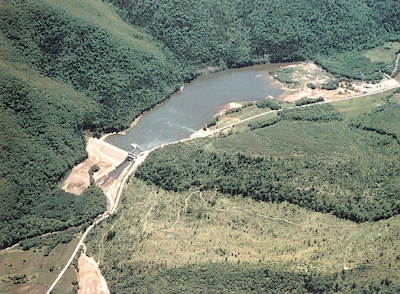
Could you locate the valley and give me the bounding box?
[1,0,400,293]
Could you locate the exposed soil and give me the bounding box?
[77,253,110,294]
[62,138,127,195]
[392,92,400,102]
[15,282,48,294]
[215,102,242,115]
[279,62,400,103]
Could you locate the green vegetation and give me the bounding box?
[137,102,399,222]
[109,0,399,68]
[270,68,300,87]
[248,117,281,130]
[86,178,400,293]
[93,260,400,293]
[248,104,343,130]
[0,235,81,293]
[278,104,343,122]
[364,42,400,73]
[255,99,281,110]
[332,91,395,118]
[1,0,399,253]
[349,104,400,142]
[225,107,242,115]
[86,96,400,292]
[0,0,181,133]
[20,229,80,256]
[0,0,182,248]
[205,115,221,128]
[1,0,400,291]
[0,70,106,248]
[295,97,325,106]
[315,52,387,82]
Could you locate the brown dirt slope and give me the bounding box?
[62,138,127,195]
[77,253,110,294]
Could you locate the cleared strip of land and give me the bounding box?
[62,138,127,195]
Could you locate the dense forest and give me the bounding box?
[107,0,400,79]
[100,261,400,293]
[0,0,181,248]
[137,103,400,222]
[1,0,399,248]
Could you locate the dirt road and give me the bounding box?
[46,82,400,293]
[199,83,400,137]
[46,152,149,294]
[392,53,400,77]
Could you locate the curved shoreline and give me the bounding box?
[101,84,186,140]
[44,81,400,293]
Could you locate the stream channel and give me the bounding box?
[105,63,287,176]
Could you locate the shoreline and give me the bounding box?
[270,62,400,103]
[44,74,400,294]
[101,84,186,140]
[102,62,293,140]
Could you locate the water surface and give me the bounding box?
[105,64,286,151]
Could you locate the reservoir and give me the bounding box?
[105,64,286,152]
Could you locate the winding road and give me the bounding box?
[45,82,400,293]
[46,153,148,294]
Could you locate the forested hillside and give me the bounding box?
[1,0,399,249]
[108,0,400,77]
[137,103,400,222]
[0,0,182,248]
[1,0,182,133]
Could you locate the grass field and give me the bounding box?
[332,92,390,118]
[0,236,80,294]
[52,266,78,294]
[364,42,400,72]
[86,178,400,292]
[206,88,396,134]
[206,102,283,133]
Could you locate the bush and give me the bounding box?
[295,97,324,106]
[205,115,220,128]
[279,104,343,122]
[255,99,281,110]
[248,118,281,130]
[225,107,242,114]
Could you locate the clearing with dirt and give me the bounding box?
[77,253,110,294]
[278,62,399,103]
[62,137,127,195]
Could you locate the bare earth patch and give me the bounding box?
[214,102,242,116]
[62,137,127,195]
[15,282,48,294]
[279,62,400,103]
[77,253,110,294]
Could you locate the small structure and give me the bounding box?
[127,143,142,162]
[127,150,136,161]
